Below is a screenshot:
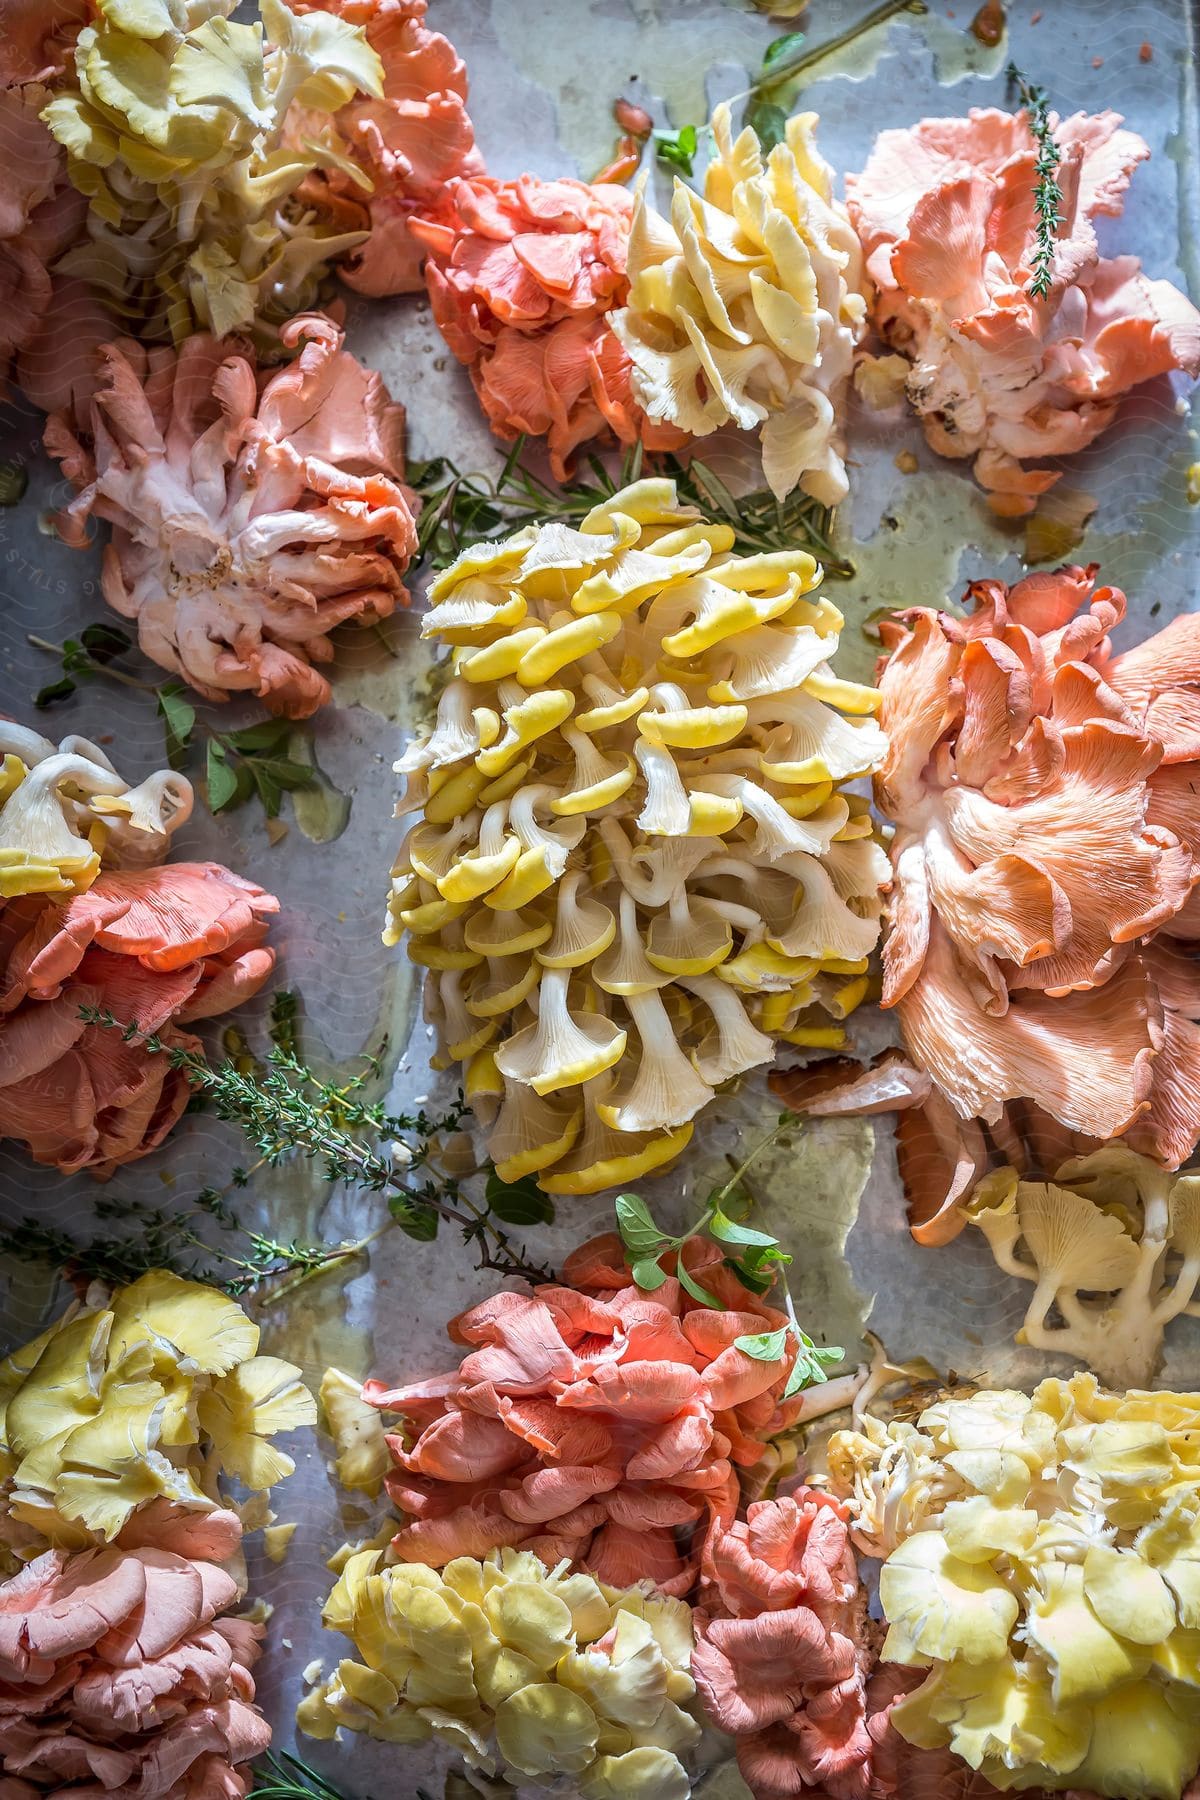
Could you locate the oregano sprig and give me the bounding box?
[1007,63,1063,300]
[613,1117,845,1397]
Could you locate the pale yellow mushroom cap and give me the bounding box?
[385,479,889,1190]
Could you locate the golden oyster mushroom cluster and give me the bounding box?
[299,1546,700,1799]
[830,1375,1200,1800]
[385,478,889,1194]
[612,104,867,503]
[0,1270,316,1554]
[0,720,191,897]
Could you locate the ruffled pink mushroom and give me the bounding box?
[361,1234,805,1596]
[0,1542,269,1799]
[775,566,1200,1243]
[0,864,278,1176]
[693,1492,877,1800]
[44,312,418,717]
[291,0,481,295]
[847,109,1200,514]
[410,174,687,478]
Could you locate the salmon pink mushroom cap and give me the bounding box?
[360,1233,808,1597]
[44,313,417,718]
[412,173,686,479]
[775,565,1200,1244]
[0,1543,269,1798]
[847,108,1200,515]
[290,0,482,296]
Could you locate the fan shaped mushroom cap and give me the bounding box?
[387,477,889,1192]
[612,103,866,501]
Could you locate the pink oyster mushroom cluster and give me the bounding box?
[362,1233,809,1597]
[694,1496,1165,1800]
[292,0,482,297]
[412,173,687,479]
[0,1535,269,1799]
[693,1491,876,1800]
[45,313,418,718]
[776,566,1200,1245]
[0,0,109,416]
[847,108,1200,515]
[0,864,278,1178]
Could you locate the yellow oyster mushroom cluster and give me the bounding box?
[0,1270,316,1553]
[829,1374,1200,1800]
[43,0,384,341]
[0,721,191,898]
[967,1147,1200,1389]
[299,1546,700,1799]
[385,478,889,1194]
[611,104,867,503]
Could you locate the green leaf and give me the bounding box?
[631,1255,669,1292]
[485,1170,554,1227]
[747,99,788,153]
[80,621,133,661]
[783,1339,844,1399]
[677,1262,723,1308]
[763,30,806,71]
[393,1198,439,1241]
[157,683,196,767]
[655,123,699,175]
[223,717,296,754]
[0,460,27,506]
[615,1191,669,1257]
[708,1207,779,1251]
[733,1326,789,1361]
[34,677,77,707]
[206,739,240,811]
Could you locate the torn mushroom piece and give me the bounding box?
[0,1270,315,1557]
[385,478,889,1193]
[0,1542,271,1798]
[847,106,1200,515]
[828,1375,1200,1800]
[412,171,686,479]
[298,1545,701,1795]
[0,725,278,1176]
[611,103,867,502]
[774,567,1200,1244]
[45,313,418,718]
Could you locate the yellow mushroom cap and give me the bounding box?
[384,475,888,1190]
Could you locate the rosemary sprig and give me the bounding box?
[248,1752,361,1800]
[409,438,853,577]
[1007,63,1062,300]
[81,1005,553,1284]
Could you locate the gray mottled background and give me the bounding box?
[1,1,1198,1793]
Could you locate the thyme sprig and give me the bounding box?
[409,437,853,576]
[1007,63,1062,301]
[80,1006,553,1284]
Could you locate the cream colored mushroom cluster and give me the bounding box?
[385,478,889,1194]
[611,104,867,504]
[829,1375,1200,1800]
[0,721,192,898]
[0,1271,316,1553]
[298,1546,700,1798]
[967,1147,1200,1390]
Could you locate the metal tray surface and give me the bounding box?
[1,2,1198,1794]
